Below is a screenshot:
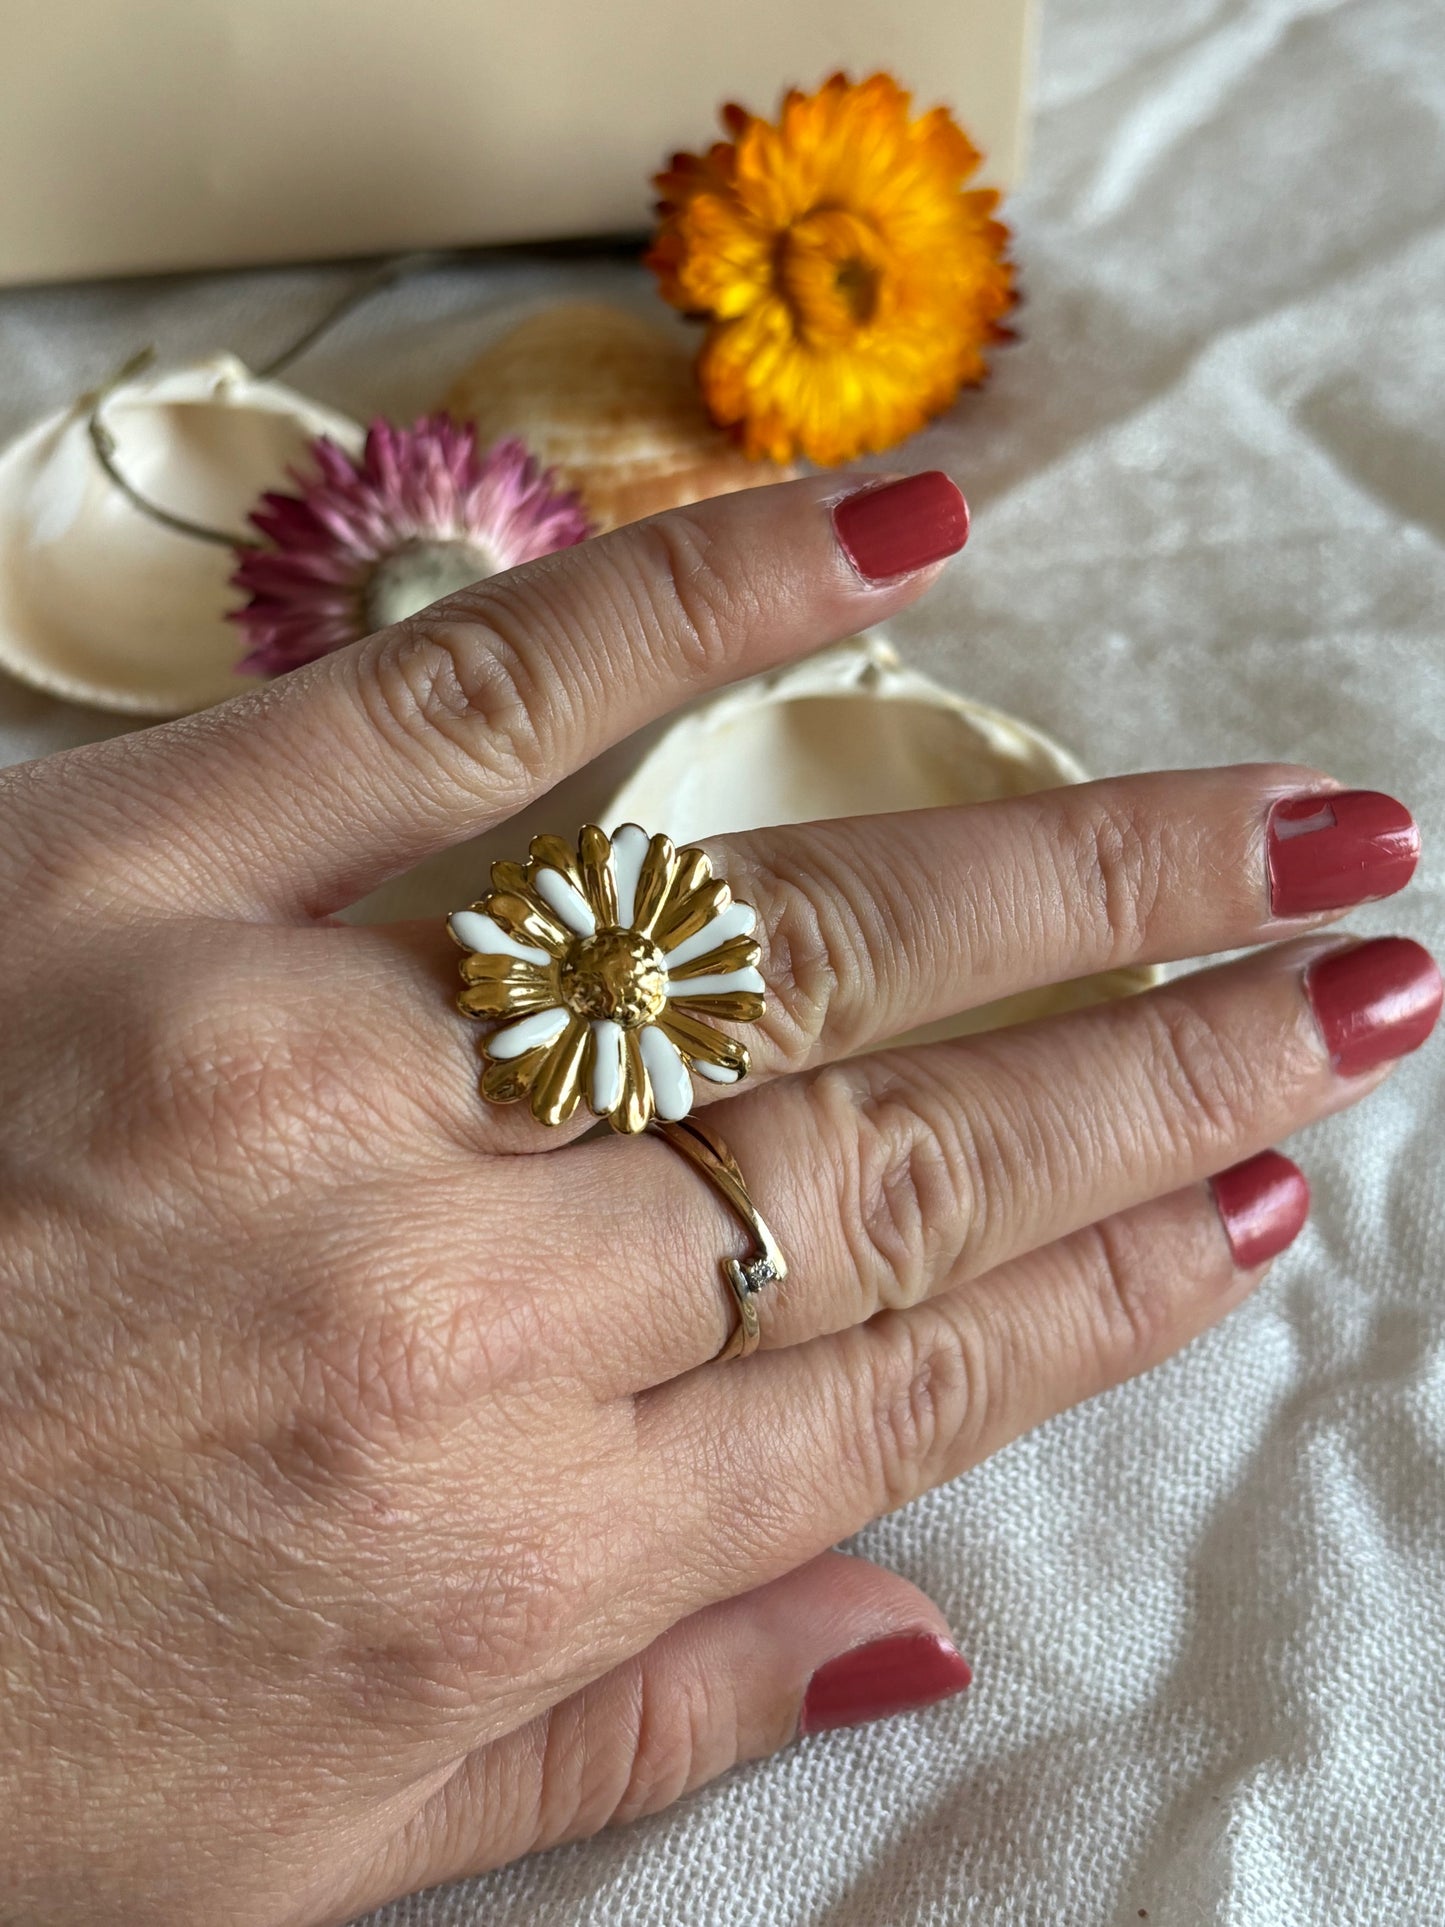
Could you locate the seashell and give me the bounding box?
[441,301,793,534]
[0,353,362,715]
[597,631,1161,1041]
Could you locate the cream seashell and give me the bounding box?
[0,353,362,715]
[441,301,793,534]
[598,631,1162,1041]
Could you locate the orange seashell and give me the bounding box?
[441,301,795,534]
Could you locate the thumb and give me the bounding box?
[345,1552,970,1914]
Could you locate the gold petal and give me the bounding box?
[578,823,618,929]
[656,878,732,951]
[658,1005,752,1078]
[479,1041,554,1104]
[490,858,531,896]
[666,935,762,981]
[671,846,714,903]
[530,1016,588,1127]
[611,1027,655,1134]
[483,888,569,955]
[459,952,557,987]
[668,989,766,1024]
[631,833,678,938]
[451,901,487,947]
[651,847,718,942]
[528,833,586,894]
[456,964,559,1019]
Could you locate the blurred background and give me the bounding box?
[1,0,1441,1921]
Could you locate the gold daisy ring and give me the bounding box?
[447,824,766,1134]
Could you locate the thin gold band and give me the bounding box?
[652,1118,787,1362]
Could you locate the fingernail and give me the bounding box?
[832,471,970,583]
[1209,1150,1310,1267]
[799,1631,972,1737]
[1305,936,1443,1077]
[1268,791,1419,917]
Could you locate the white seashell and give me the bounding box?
[0,353,362,715]
[598,631,1162,1042]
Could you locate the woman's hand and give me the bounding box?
[0,473,1435,1925]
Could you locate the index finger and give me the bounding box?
[53,471,968,920]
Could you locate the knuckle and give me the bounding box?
[423,1534,577,1697]
[608,1659,723,1826]
[832,1068,974,1315]
[1063,794,1168,966]
[1,787,117,938]
[754,849,870,1065]
[1141,990,1255,1152]
[856,1308,981,1512]
[247,1314,577,1709]
[628,509,755,682]
[152,1003,387,1182]
[267,1261,560,1491]
[345,1535,573,1721]
[1076,1214,1172,1374]
[359,610,549,799]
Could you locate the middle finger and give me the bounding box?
[438,766,1415,1153]
[695,767,1416,1087]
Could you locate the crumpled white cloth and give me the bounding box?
[1,0,1442,1919]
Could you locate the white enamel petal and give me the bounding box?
[667,967,765,999]
[448,909,552,966]
[610,823,649,929]
[532,866,597,938]
[663,899,757,966]
[487,1006,570,1059]
[693,1059,742,1084]
[639,1023,693,1121]
[589,1018,625,1114]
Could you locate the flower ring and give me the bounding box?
[448,825,765,1133]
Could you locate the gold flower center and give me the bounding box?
[559,928,668,1028]
[777,208,886,339]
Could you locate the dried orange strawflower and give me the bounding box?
[647,72,1016,466]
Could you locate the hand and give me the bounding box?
[0,472,1435,1925]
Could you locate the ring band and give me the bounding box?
[653,1118,787,1362]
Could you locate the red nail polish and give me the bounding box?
[799,1632,972,1737]
[1268,791,1419,917]
[1305,936,1443,1077]
[1209,1150,1310,1267]
[832,472,970,583]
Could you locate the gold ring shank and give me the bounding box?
[652,1118,787,1362]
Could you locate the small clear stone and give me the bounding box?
[738,1257,776,1296]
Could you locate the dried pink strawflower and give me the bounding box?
[230,416,592,675]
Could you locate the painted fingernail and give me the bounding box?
[1268,791,1419,917]
[832,471,970,583]
[799,1631,972,1736]
[1305,936,1443,1077]
[1209,1150,1310,1268]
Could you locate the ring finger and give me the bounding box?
[570,930,1440,1389]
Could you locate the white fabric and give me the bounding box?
[2,0,1442,1918]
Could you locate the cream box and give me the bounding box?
[0,0,1033,286]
